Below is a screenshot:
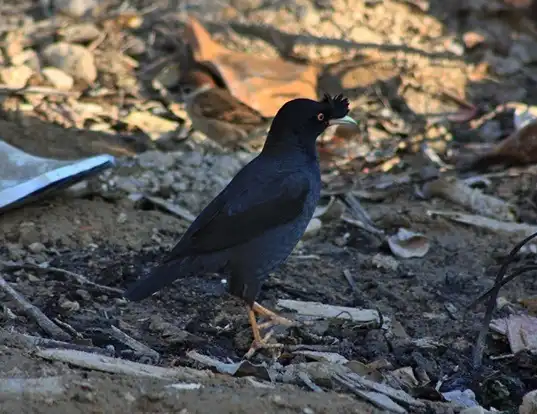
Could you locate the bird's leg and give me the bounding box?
[244,305,287,359]
[244,302,298,359]
[252,301,295,328]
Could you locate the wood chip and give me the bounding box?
[36,349,208,380]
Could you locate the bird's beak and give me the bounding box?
[329,115,358,127]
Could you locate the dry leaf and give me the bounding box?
[387,228,430,259]
[464,105,537,170]
[183,17,318,118]
[491,314,537,353]
[123,112,179,140]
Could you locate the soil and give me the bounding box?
[2,0,537,413]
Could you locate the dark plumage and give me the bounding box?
[124,94,356,357]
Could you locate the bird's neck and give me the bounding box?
[262,131,319,161]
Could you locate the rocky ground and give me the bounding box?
[2,0,537,413]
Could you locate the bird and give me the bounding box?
[178,68,269,151]
[124,94,357,357]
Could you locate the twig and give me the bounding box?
[37,349,208,380]
[469,265,537,309]
[342,269,357,292]
[0,85,80,97]
[0,274,71,341]
[297,371,324,393]
[0,330,114,357]
[0,261,124,295]
[53,318,83,339]
[286,344,340,352]
[109,325,160,361]
[470,231,537,370]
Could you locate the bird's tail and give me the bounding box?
[124,259,187,301]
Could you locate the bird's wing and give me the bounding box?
[163,170,310,260]
[191,88,267,126]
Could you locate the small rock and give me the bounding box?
[270,395,287,407]
[27,242,46,254]
[7,243,26,261]
[18,222,40,246]
[0,65,33,88]
[123,391,136,403]
[11,50,41,71]
[371,253,399,271]
[42,67,74,90]
[520,389,537,414]
[463,31,486,49]
[137,151,176,170]
[116,212,127,224]
[303,408,315,414]
[74,390,94,403]
[53,0,97,17]
[75,289,91,301]
[42,42,97,83]
[59,299,80,312]
[27,274,40,283]
[58,23,101,43]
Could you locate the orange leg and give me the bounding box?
[243,302,296,359]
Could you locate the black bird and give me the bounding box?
[125,95,356,357]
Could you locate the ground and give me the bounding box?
[2,0,537,413]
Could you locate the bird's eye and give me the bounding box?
[317,113,325,122]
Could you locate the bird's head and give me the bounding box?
[264,94,357,155]
[178,69,218,101]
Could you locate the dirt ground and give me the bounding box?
[3,0,537,413]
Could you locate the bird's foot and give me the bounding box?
[243,302,296,359]
[244,330,285,359]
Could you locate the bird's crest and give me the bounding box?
[321,94,350,118]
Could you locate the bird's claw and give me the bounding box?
[244,331,284,359]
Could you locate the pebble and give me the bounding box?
[116,212,127,224]
[59,299,80,312]
[58,23,101,43]
[42,42,97,83]
[7,244,26,261]
[53,0,98,18]
[27,242,46,254]
[18,222,40,246]
[0,65,33,88]
[520,389,537,414]
[75,289,91,301]
[27,274,40,283]
[42,67,74,90]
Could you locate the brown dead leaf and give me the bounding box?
[183,17,319,118]
[387,228,430,259]
[464,120,537,171]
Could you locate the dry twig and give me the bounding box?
[0,261,124,295]
[0,330,114,356]
[109,325,160,362]
[0,274,71,341]
[469,231,537,369]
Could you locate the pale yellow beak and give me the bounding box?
[329,115,358,126]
